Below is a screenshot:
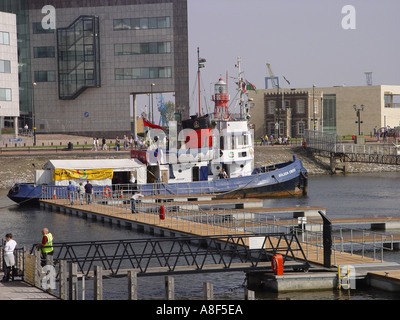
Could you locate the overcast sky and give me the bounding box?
[187,0,400,114]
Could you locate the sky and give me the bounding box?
[138,0,400,121]
[186,0,400,115]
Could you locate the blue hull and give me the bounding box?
[7,159,307,204]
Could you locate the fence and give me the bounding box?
[40,185,393,263]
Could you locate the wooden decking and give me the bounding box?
[40,199,391,267]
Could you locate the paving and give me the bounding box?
[0,273,58,300]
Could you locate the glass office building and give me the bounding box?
[0,0,189,136]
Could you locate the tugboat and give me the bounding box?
[7,58,307,204]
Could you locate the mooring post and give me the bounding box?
[203,282,213,300]
[244,288,255,300]
[94,265,103,300]
[165,276,174,300]
[128,270,138,300]
[68,262,78,300]
[59,260,67,300]
[318,210,332,268]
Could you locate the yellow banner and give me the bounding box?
[53,169,113,181]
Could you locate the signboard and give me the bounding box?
[9,138,22,142]
[249,237,266,250]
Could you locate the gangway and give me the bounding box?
[31,233,310,277]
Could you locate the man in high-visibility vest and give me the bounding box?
[35,227,54,266]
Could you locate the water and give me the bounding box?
[2,173,400,300]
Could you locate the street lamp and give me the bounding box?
[32,82,37,146]
[353,104,364,135]
[312,84,316,131]
[150,83,155,123]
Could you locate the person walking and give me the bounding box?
[2,233,17,282]
[85,180,93,204]
[35,228,53,267]
[67,181,76,205]
[77,182,85,205]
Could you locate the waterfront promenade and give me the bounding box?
[0,276,58,300]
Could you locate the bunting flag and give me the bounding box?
[142,117,163,130]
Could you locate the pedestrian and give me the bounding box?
[134,136,138,149]
[101,137,106,150]
[77,182,85,205]
[91,137,97,151]
[115,136,120,151]
[85,180,93,204]
[260,137,264,146]
[67,181,76,205]
[35,228,53,267]
[2,233,17,282]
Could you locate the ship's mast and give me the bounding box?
[197,48,206,116]
[236,57,245,120]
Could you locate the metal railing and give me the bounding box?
[40,186,393,263]
[29,233,309,277]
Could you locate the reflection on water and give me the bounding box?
[2,173,400,300]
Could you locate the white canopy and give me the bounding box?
[36,158,147,185]
[43,158,145,171]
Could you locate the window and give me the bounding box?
[296,100,305,114]
[0,88,11,101]
[267,101,275,114]
[115,67,172,80]
[113,16,171,31]
[0,60,11,73]
[114,42,171,55]
[34,46,55,58]
[34,71,56,82]
[297,122,305,135]
[0,31,10,45]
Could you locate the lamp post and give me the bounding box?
[312,84,316,131]
[150,83,155,123]
[32,82,37,146]
[353,104,364,135]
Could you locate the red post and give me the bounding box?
[159,206,165,220]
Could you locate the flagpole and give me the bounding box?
[197,47,201,116]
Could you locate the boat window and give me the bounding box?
[231,135,235,149]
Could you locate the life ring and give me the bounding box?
[229,151,234,159]
[103,187,112,197]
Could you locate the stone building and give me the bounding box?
[249,85,400,139]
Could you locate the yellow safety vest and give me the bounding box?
[41,233,53,254]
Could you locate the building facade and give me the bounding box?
[0,11,19,135]
[0,0,189,137]
[249,85,400,139]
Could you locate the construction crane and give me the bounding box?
[266,63,279,89]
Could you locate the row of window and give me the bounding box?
[0,88,12,101]
[268,122,306,136]
[115,42,171,55]
[34,70,56,82]
[115,67,172,80]
[113,17,170,31]
[0,59,11,73]
[0,31,10,45]
[267,99,319,115]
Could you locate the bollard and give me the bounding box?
[318,210,332,268]
[165,276,174,300]
[159,205,165,220]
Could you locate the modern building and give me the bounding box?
[0,11,19,136]
[0,0,189,137]
[249,85,400,139]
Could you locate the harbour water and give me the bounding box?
[1,172,400,300]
